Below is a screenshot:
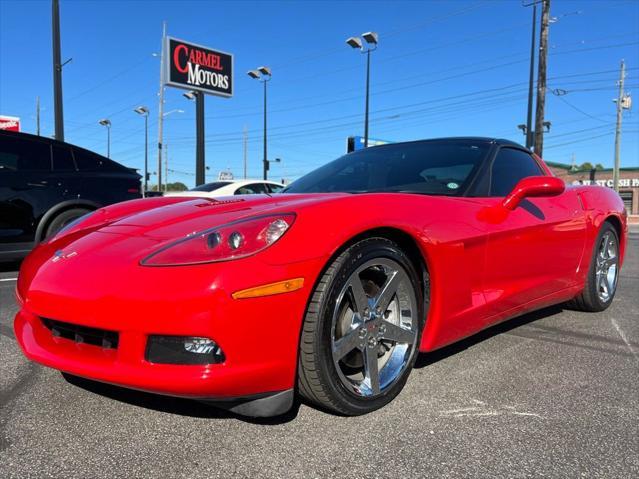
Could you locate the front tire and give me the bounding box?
[297,237,424,415]
[570,221,620,312]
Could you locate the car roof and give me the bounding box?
[362,136,526,150]
[0,129,115,160]
[224,179,284,186]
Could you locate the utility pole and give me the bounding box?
[243,125,248,179]
[52,0,64,141]
[156,21,167,192]
[523,1,539,149]
[533,0,550,157]
[36,96,41,136]
[613,60,627,193]
[166,144,170,191]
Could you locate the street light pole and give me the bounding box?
[263,78,268,180]
[364,48,371,148]
[347,32,378,148]
[134,106,149,196]
[157,21,167,192]
[98,119,111,158]
[248,67,272,180]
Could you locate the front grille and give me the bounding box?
[41,318,119,349]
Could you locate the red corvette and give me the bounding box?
[14,138,627,417]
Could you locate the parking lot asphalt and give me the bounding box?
[1,236,637,478]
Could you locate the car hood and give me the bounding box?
[85,193,349,241]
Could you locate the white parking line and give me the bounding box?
[0,278,18,282]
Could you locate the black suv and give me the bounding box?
[0,130,141,260]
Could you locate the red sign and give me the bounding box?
[0,115,20,132]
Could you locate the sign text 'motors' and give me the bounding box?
[165,37,233,98]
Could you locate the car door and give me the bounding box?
[0,135,56,245]
[478,147,586,319]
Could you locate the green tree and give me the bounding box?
[579,162,594,171]
[150,182,188,192]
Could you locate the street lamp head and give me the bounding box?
[247,70,261,79]
[274,158,281,163]
[257,66,271,77]
[134,106,149,116]
[346,36,363,49]
[182,91,197,101]
[99,119,111,127]
[362,31,378,45]
[162,109,184,118]
[517,124,527,134]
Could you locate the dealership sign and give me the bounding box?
[165,36,233,98]
[573,178,639,188]
[0,115,20,131]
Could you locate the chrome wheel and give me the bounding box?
[595,230,618,303]
[331,258,418,397]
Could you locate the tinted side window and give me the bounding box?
[490,148,543,196]
[53,145,76,171]
[0,136,51,171]
[73,148,105,171]
[235,183,268,194]
[73,148,124,171]
[268,184,284,193]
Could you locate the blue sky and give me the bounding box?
[1,0,638,187]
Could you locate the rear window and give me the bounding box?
[0,136,51,171]
[73,148,123,171]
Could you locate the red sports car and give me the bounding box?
[14,138,627,417]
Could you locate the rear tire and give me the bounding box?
[297,237,424,416]
[44,208,91,239]
[569,222,620,312]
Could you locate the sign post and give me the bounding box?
[164,36,233,186]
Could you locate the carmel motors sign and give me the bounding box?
[165,36,233,98]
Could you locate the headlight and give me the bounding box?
[140,213,296,266]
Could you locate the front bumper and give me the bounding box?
[14,240,325,405]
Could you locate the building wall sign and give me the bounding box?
[573,178,639,188]
[0,115,20,131]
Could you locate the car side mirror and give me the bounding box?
[502,176,565,210]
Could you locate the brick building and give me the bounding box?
[546,161,639,218]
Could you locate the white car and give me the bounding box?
[165,180,285,198]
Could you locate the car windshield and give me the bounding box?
[191,181,232,192]
[283,140,490,196]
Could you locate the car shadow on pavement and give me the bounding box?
[414,305,565,369]
[61,373,302,425]
[0,260,22,273]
